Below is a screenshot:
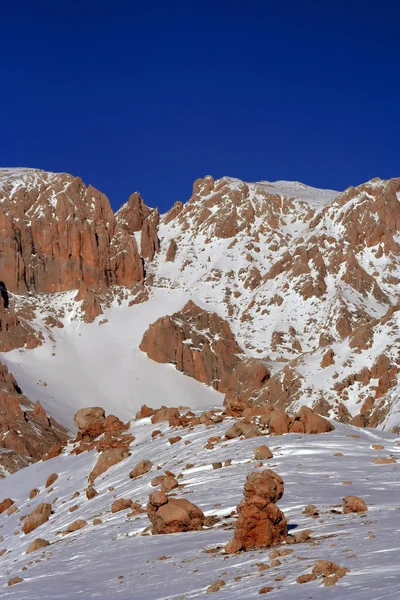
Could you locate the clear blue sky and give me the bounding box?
[1,1,399,212]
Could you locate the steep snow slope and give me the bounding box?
[0,289,222,429]
[0,413,398,599]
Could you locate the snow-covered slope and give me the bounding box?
[0,412,398,599]
[1,289,222,429]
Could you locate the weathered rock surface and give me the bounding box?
[140,301,242,392]
[147,492,204,534]
[22,503,52,534]
[225,469,287,553]
[0,362,68,476]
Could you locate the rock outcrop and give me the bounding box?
[0,361,68,476]
[225,469,287,553]
[140,301,242,392]
[0,169,145,295]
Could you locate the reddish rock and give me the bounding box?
[23,503,52,534]
[111,498,133,513]
[140,301,243,393]
[8,577,23,586]
[160,477,179,493]
[85,486,98,500]
[135,405,156,419]
[63,519,87,534]
[151,406,180,424]
[26,538,50,554]
[129,460,153,478]
[169,436,182,445]
[321,350,335,368]
[166,239,177,262]
[342,496,368,513]
[141,209,160,261]
[0,169,145,298]
[45,473,58,488]
[254,445,273,460]
[0,498,14,514]
[147,493,204,534]
[225,469,287,553]
[291,406,334,434]
[29,489,40,500]
[88,447,130,483]
[74,407,105,432]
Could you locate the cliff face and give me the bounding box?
[0,168,145,294]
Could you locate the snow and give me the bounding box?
[0,415,398,599]
[0,289,222,430]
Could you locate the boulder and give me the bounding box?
[0,498,14,514]
[89,447,130,483]
[342,496,368,513]
[23,503,52,534]
[111,498,133,513]
[147,493,204,534]
[129,460,153,478]
[26,538,50,554]
[225,470,287,553]
[254,445,273,460]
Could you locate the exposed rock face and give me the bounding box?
[0,362,68,476]
[22,503,52,534]
[0,168,145,295]
[225,469,287,553]
[129,460,153,478]
[140,301,242,392]
[141,209,160,261]
[147,492,204,534]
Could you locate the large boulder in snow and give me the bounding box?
[225,469,287,553]
[22,503,52,535]
[147,492,204,534]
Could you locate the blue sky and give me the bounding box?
[1,1,399,211]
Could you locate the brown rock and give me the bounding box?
[160,477,179,493]
[29,489,40,499]
[85,486,98,500]
[8,577,23,586]
[45,473,58,488]
[0,498,14,514]
[343,496,368,513]
[206,580,225,593]
[89,447,130,483]
[63,519,87,534]
[135,405,156,419]
[23,503,52,534]
[140,301,242,393]
[129,460,153,478]
[225,469,287,553]
[254,445,273,460]
[169,436,182,445]
[111,498,133,513]
[166,239,177,262]
[147,494,204,534]
[26,538,50,554]
[151,406,180,424]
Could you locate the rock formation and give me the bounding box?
[225,469,287,553]
[140,301,243,392]
[147,491,204,534]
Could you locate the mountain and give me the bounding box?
[0,167,399,599]
[1,168,400,445]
